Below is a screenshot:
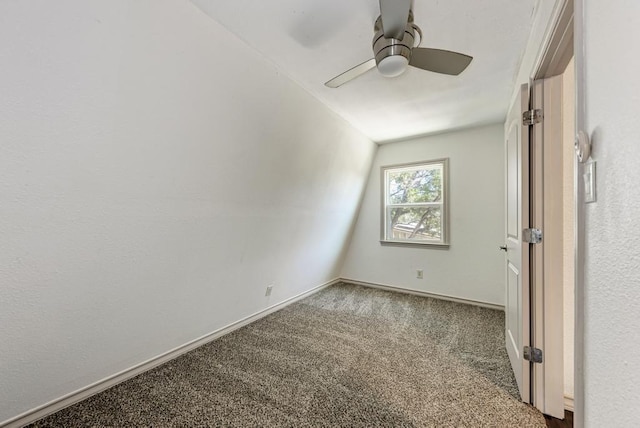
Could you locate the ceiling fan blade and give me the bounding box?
[379,0,411,40]
[409,48,473,75]
[325,59,376,88]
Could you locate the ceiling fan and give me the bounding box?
[325,0,473,88]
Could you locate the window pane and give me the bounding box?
[387,206,442,241]
[387,166,443,204]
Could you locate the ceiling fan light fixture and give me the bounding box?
[323,5,472,88]
[378,55,409,77]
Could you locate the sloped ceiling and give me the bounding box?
[191,0,537,142]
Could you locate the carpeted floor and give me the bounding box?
[29,283,546,427]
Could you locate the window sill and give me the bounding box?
[380,240,450,249]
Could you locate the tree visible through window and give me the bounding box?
[381,159,448,245]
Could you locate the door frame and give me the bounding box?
[573,1,586,425]
[525,0,579,421]
[530,75,566,418]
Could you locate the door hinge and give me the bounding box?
[522,109,543,126]
[524,346,543,364]
[523,228,543,244]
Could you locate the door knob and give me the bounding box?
[499,245,507,252]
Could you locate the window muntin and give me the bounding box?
[381,159,448,246]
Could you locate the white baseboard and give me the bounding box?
[340,278,505,311]
[564,394,574,412]
[1,278,339,428]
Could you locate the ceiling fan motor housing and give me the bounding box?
[373,14,420,77]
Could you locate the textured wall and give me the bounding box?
[0,0,375,423]
[341,124,505,306]
[582,1,640,425]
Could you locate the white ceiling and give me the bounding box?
[191,0,538,143]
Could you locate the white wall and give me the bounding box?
[341,124,505,306]
[0,0,375,423]
[580,1,640,426]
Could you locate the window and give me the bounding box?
[381,159,449,246]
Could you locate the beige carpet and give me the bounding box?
[29,283,545,427]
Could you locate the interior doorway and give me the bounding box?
[528,57,576,420]
[503,0,577,422]
[529,0,576,420]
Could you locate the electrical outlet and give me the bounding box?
[417,269,423,279]
[265,285,273,297]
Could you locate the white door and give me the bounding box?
[504,83,530,403]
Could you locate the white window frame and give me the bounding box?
[380,158,449,247]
